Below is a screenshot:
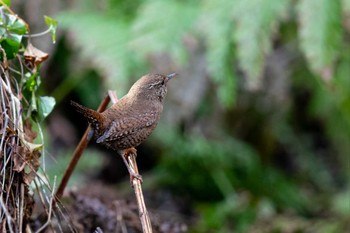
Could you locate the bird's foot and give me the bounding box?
[129,171,143,184]
[122,148,143,185]
[125,147,137,158]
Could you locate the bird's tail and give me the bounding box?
[71,101,104,131]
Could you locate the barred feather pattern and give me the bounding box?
[71,101,104,134]
[97,111,159,149]
[71,73,174,153]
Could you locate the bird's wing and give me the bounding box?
[96,112,158,143]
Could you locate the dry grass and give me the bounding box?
[0,51,67,232]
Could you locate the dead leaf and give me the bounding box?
[24,120,37,143]
[23,150,41,185]
[24,43,49,69]
[13,145,28,172]
[23,171,37,186]
[13,142,41,186]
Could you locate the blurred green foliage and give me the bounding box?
[54,0,350,232]
[43,149,105,187]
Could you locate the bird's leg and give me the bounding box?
[121,148,143,183]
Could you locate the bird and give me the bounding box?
[71,73,177,181]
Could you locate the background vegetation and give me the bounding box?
[10,0,350,232]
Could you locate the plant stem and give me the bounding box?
[55,95,110,200]
[128,154,153,233]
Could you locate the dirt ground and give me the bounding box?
[31,180,193,233]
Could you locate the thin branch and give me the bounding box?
[128,155,153,233]
[110,89,153,231]
[108,90,118,104]
[19,184,24,232]
[55,95,111,200]
[55,90,153,233]
[0,196,14,233]
[35,176,57,233]
[114,200,127,233]
[21,27,52,38]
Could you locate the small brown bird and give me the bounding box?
[71,73,176,181]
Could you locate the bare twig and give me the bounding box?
[109,90,153,232]
[128,154,153,233]
[109,89,153,232]
[55,91,153,233]
[33,178,55,232]
[114,200,127,233]
[108,90,118,104]
[55,95,111,200]
[19,184,24,231]
[35,176,57,233]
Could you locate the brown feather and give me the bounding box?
[70,101,104,132]
[71,73,175,151]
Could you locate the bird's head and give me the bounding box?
[128,73,177,102]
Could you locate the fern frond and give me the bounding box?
[342,0,350,16]
[199,0,236,107]
[58,12,134,94]
[233,0,290,89]
[297,0,342,80]
[130,0,198,63]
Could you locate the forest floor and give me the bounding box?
[32,179,193,233]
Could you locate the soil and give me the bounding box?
[32,180,194,233]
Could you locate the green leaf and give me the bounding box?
[0,11,27,59]
[0,0,11,6]
[0,35,21,59]
[0,27,5,37]
[343,0,350,14]
[298,0,342,79]
[57,11,133,93]
[199,0,237,107]
[7,14,27,34]
[24,72,41,92]
[38,96,55,121]
[233,0,289,89]
[131,0,198,63]
[44,15,57,43]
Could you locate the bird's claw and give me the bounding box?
[129,172,143,185]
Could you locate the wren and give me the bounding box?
[71,73,176,181]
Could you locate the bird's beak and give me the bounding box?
[166,73,178,81]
